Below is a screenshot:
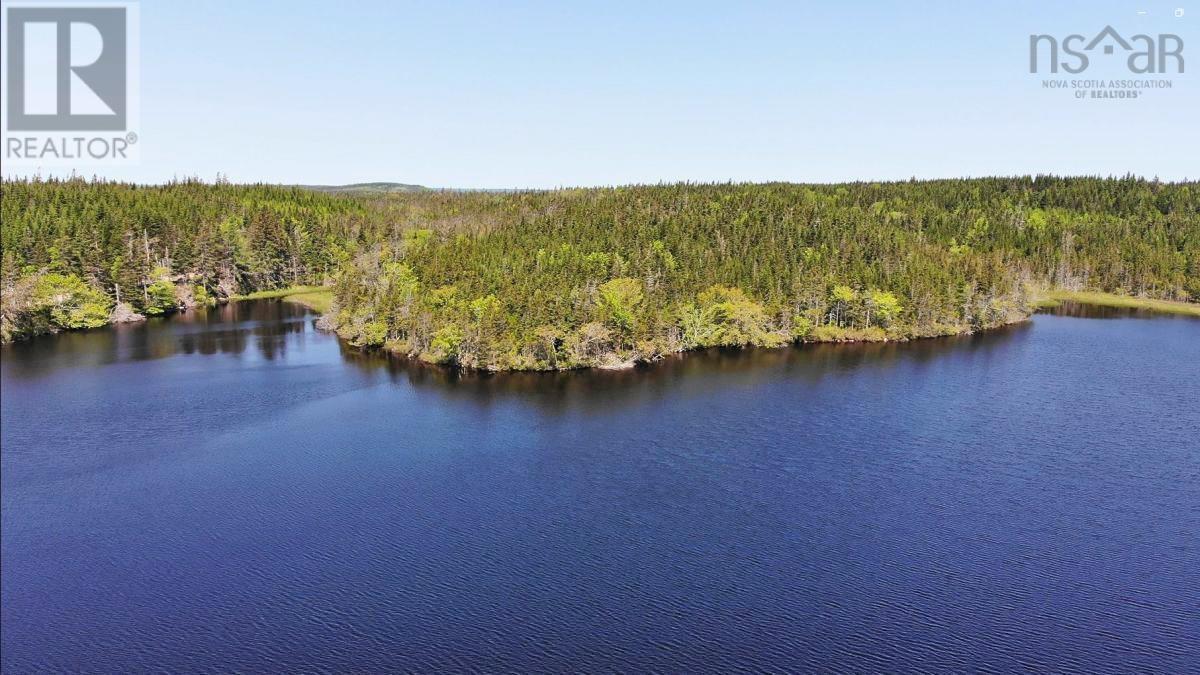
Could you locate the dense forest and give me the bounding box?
[2,176,1197,369]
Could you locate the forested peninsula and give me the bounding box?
[2,177,1197,370]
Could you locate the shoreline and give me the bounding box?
[270,287,1198,323]
[5,287,1193,355]
[1032,291,1200,317]
[308,306,1033,373]
[270,286,1198,373]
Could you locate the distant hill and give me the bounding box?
[298,182,428,194]
[297,182,527,194]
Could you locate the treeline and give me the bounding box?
[2,176,1197,369]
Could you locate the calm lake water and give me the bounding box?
[2,302,1198,672]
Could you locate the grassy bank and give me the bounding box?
[282,289,333,313]
[232,286,334,313]
[231,286,326,302]
[1035,291,1200,317]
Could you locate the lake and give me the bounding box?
[2,301,1198,672]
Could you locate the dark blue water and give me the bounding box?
[2,302,1198,672]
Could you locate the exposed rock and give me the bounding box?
[216,269,239,300]
[174,283,197,309]
[109,302,146,323]
[597,354,636,370]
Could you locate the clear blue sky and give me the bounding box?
[5,0,1196,186]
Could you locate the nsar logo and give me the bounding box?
[1030,25,1184,74]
